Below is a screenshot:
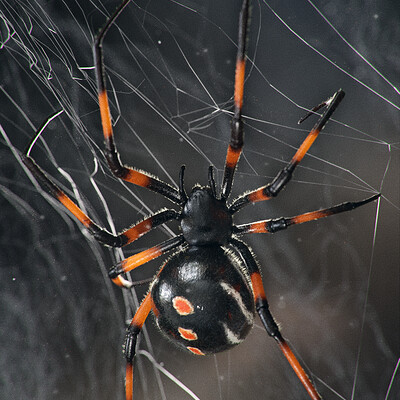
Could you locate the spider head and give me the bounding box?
[181,186,232,246]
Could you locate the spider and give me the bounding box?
[20,1,380,399]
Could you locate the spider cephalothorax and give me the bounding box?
[181,185,232,246]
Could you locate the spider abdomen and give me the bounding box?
[151,245,255,355]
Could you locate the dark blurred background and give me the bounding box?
[0,0,399,399]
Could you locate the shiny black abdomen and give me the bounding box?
[151,245,255,355]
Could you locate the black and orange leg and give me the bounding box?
[124,291,154,400]
[229,89,345,213]
[21,149,180,286]
[234,193,380,235]
[221,0,250,199]
[230,238,322,400]
[108,235,185,287]
[93,0,181,205]
[21,151,179,248]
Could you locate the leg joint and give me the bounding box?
[124,325,141,362]
[256,302,281,339]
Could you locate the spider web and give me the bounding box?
[0,0,398,399]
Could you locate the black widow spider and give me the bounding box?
[20,0,380,399]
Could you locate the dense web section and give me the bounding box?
[0,1,399,399]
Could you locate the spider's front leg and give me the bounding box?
[230,89,345,213]
[93,0,181,205]
[230,238,322,400]
[221,0,250,199]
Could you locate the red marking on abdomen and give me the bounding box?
[187,347,205,356]
[172,296,194,316]
[178,327,198,341]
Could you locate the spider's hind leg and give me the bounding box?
[124,292,153,400]
[230,238,322,400]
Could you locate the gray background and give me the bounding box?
[0,0,399,399]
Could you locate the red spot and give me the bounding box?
[187,347,205,356]
[178,327,198,341]
[172,296,194,316]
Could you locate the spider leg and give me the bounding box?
[108,235,185,287]
[21,153,180,286]
[230,238,322,400]
[101,209,180,247]
[124,291,154,400]
[221,0,250,199]
[230,89,345,213]
[234,193,380,235]
[94,0,181,204]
